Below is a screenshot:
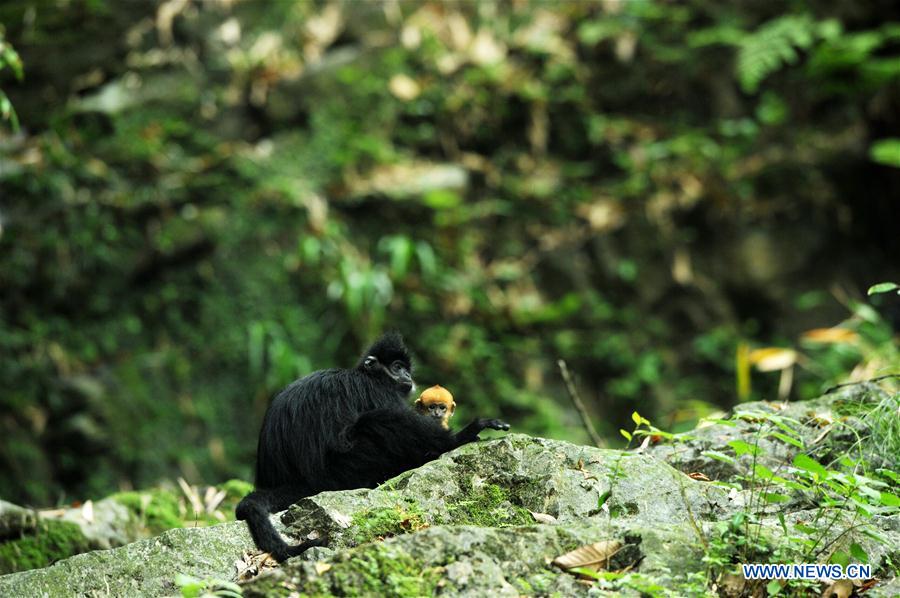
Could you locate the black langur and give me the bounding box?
[235,332,509,561]
[415,384,456,429]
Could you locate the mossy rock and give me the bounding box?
[0,523,252,597]
[111,478,253,535]
[0,520,92,575]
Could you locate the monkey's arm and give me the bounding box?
[336,409,509,486]
[453,418,510,445]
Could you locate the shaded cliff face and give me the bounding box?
[1,382,898,597]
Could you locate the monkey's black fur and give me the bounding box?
[235,332,509,561]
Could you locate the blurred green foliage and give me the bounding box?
[0,1,897,505]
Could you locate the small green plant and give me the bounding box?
[633,401,899,596]
[736,15,840,93]
[174,574,242,598]
[868,282,900,296]
[0,28,23,131]
[741,285,899,401]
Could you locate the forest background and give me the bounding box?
[0,0,898,507]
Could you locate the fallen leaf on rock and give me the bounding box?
[529,511,557,524]
[808,411,835,427]
[716,571,747,597]
[820,578,853,598]
[235,550,279,582]
[553,540,623,572]
[688,472,710,481]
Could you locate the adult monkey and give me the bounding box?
[236,332,510,561]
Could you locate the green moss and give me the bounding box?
[110,480,253,537]
[112,489,184,533]
[219,479,253,501]
[217,479,253,518]
[0,520,92,574]
[445,483,533,527]
[318,544,442,597]
[513,577,534,593]
[350,503,427,545]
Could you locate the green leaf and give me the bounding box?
[852,301,882,323]
[830,550,850,568]
[737,15,819,93]
[631,411,642,426]
[769,431,803,448]
[703,450,735,464]
[880,492,900,507]
[867,282,899,295]
[569,567,604,580]
[878,469,900,485]
[422,189,462,210]
[415,241,437,276]
[850,543,869,563]
[793,454,827,478]
[598,490,611,508]
[794,523,818,535]
[870,139,900,168]
[761,492,791,503]
[777,512,788,534]
[620,429,632,441]
[753,463,775,480]
[727,439,758,457]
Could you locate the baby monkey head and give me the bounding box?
[414,385,456,429]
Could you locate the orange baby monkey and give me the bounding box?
[415,385,456,429]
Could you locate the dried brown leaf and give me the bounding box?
[553,540,622,571]
[820,578,853,598]
[529,511,558,524]
[235,550,279,582]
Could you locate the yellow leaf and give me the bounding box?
[388,74,421,101]
[748,347,797,372]
[800,328,859,344]
[736,342,751,400]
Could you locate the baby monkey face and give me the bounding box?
[415,385,456,429]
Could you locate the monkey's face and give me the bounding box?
[363,355,415,396]
[422,401,452,421]
[414,389,456,429]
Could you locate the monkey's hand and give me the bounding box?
[479,418,510,431]
[454,418,510,445]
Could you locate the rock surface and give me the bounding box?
[1,384,898,597]
[0,522,252,597]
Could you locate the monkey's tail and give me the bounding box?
[236,487,325,562]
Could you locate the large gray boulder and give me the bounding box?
[2,384,898,596]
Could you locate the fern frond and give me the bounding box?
[737,15,832,93]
